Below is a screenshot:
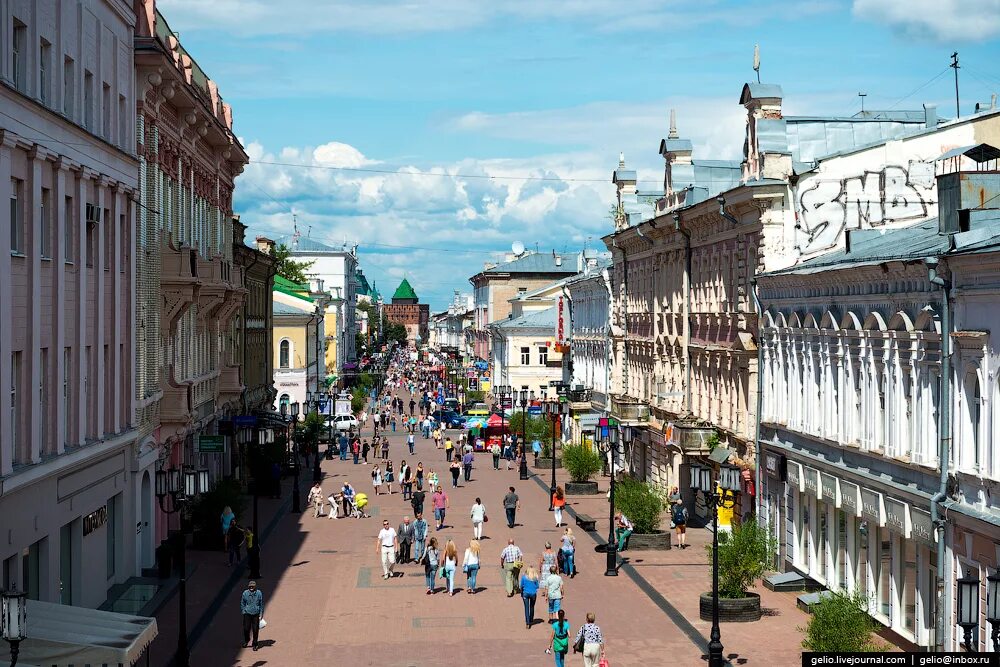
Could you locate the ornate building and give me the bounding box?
[133,1,249,547]
[384,278,429,345]
[233,222,275,414]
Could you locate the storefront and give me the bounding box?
[761,451,785,568]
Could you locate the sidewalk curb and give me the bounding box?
[527,473,710,653]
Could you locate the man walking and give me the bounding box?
[490,442,501,470]
[500,538,523,597]
[376,519,399,580]
[413,512,428,562]
[432,485,450,530]
[462,449,474,482]
[240,580,264,651]
[407,432,415,455]
[503,486,521,528]
[411,487,426,518]
[397,516,415,564]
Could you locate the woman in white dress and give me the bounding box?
[372,464,383,495]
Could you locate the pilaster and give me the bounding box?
[53,160,69,454]
[0,135,14,475]
[76,170,89,445]
[28,150,43,463]
[95,178,106,438]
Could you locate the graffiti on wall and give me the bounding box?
[796,162,936,254]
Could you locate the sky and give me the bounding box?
[158,0,1000,310]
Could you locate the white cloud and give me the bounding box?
[853,0,1000,41]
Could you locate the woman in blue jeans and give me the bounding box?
[463,540,481,593]
[423,537,439,594]
[548,609,571,667]
[560,527,576,577]
[520,566,540,629]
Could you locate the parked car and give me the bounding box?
[332,414,359,432]
[443,398,461,412]
[432,410,467,429]
[466,402,490,416]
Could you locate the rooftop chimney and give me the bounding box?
[937,171,1000,234]
[923,103,937,128]
[255,235,275,255]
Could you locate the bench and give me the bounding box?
[575,513,597,532]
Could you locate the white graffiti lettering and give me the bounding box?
[796,163,935,254]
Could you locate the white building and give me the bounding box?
[564,263,612,447]
[0,0,146,608]
[273,234,358,371]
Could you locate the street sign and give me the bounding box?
[198,435,226,453]
[234,415,257,427]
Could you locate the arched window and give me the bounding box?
[279,339,291,368]
[279,393,290,413]
[964,372,981,471]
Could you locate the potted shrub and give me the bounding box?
[800,590,888,652]
[561,444,603,494]
[614,477,671,549]
[699,520,775,622]
[535,441,563,471]
[189,479,247,551]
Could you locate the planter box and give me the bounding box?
[699,592,762,622]
[565,481,599,495]
[624,530,672,550]
[533,457,562,470]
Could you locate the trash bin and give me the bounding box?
[156,543,172,579]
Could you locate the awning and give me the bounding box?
[8,599,158,666]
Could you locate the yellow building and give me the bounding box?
[272,276,320,412]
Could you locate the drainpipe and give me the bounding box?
[751,277,764,521]
[926,256,951,653]
[717,195,741,226]
[601,267,613,415]
[673,213,692,414]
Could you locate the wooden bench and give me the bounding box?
[575,513,597,532]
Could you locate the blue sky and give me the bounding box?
[159,0,1000,309]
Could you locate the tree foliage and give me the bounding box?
[271,243,314,284]
[614,477,667,534]
[507,412,553,442]
[801,590,888,652]
[562,443,603,483]
[710,519,776,599]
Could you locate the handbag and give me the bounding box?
[572,634,585,654]
[484,515,489,523]
[258,617,267,629]
[438,565,446,578]
[598,659,609,667]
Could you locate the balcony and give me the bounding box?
[159,369,193,444]
[218,364,243,407]
[610,396,650,423]
[160,239,199,336]
[195,254,246,329]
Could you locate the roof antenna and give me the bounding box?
[291,213,300,248]
[307,224,312,238]
[668,109,678,140]
[858,92,867,114]
[753,43,760,84]
[951,52,961,118]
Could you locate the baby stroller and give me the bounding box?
[350,492,370,519]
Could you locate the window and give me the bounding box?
[107,494,118,579]
[520,347,530,365]
[40,188,51,258]
[10,178,24,253]
[279,340,290,368]
[11,351,21,462]
[59,521,74,605]
[538,345,548,365]
[86,218,94,267]
[102,83,111,140]
[12,20,27,92]
[118,95,127,147]
[83,70,94,131]
[64,195,74,261]
[63,57,75,117]
[518,287,527,294]
[39,40,51,105]
[40,348,48,452]
[63,347,71,447]
[103,208,110,269]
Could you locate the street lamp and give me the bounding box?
[691,461,740,667]
[958,574,981,652]
[238,425,274,579]
[155,464,209,667]
[518,387,531,480]
[545,400,568,511]
[280,402,301,513]
[987,570,1000,650]
[598,418,629,576]
[1,587,27,667]
[305,395,323,483]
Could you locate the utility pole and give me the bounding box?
[951,52,960,119]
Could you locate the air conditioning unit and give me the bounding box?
[85,203,100,226]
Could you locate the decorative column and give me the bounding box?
[0,134,15,475]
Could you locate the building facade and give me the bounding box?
[383,278,429,345]
[0,0,144,607]
[565,266,612,448]
[134,0,249,551]
[272,276,320,412]
[233,223,275,414]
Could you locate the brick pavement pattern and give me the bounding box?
[155,388,835,666]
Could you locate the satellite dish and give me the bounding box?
[512,241,525,256]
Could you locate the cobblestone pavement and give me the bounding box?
[153,392,846,667]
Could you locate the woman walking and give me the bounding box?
[442,540,459,596]
[449,458,461,488]
[384,460,395,495]
[548,609,571,666]
[381,437,390,461]
[573,612,605,667]
[371,464,383,495]
[423,537,440,594]
[560,527,576,578]
[463,539,481,593]
[543,565,563,623]
[415,462,425,491]
[221,506,236,555]
[519,566,540,629]
[539,542,558,590]
[552,486,567,527]
[362,439,370,464]
[470,497,487,540]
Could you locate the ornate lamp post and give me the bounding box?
[691,462,740,667]
[238,425,273,579]
[545,400,568,510]
[1,587,27,667]
[281,402,301,513]
[305,392,323,482]
[518,387,531,480]
[987,570,1000,651]
[958,574,981,652]
[598,417,629,576]
[155,465,209,667]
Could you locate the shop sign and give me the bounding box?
[764,452,785,480]
[840,480,861,517]
[820,472,840,507]
[83,505,108,537]
[860,487,886,527]
[804,466,820,499]
[786,461,803,492]
[911,507,936,545]
[198,435,226,453]
[234,415,257,427]
[885,497,911,538]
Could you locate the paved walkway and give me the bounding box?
[151,391,849,666]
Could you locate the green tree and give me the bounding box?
[384,322,408,345]
[710,519,776,598]
[562,443,603,482]
[614,477,667,533]
[801,590,888,652]
[507,412,552,442]
[271,243,314,284]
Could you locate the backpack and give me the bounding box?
[673,505,688,523]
